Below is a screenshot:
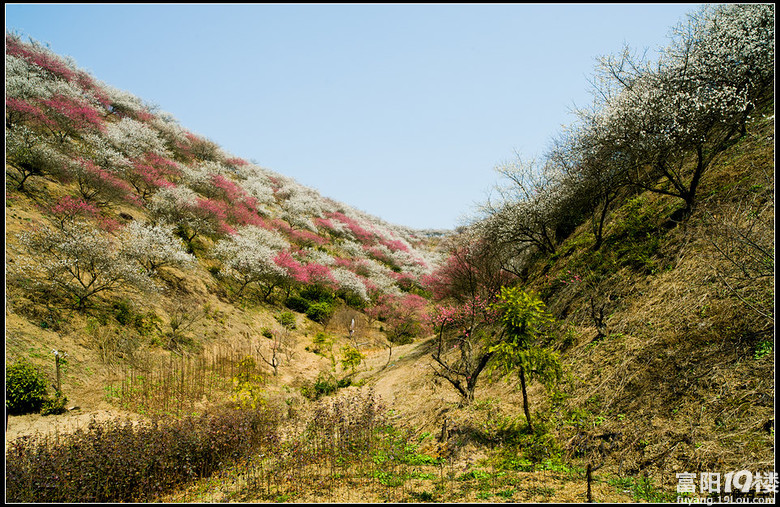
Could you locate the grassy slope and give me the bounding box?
[516,109,775,491]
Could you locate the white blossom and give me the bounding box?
[104,117,168,159]
[241,176,276,206]
[120,221,195,273]
[331,267,369,303]
[17,221,155,306]
[213,228,288,295]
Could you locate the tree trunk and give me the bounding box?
[519,365,533,432]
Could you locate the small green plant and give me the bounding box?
[609,475,675,503]
[6,358,49,415]
[40,391,68,416]
[275,311,296,329]
[301,372,339,400]
[496,488,516,499]
[284,294,310,313]
[310,332,331,355]
[408,490,435,502]
[754,339,773,359]
[340,345,364,374]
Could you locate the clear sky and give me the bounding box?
[6,3,700,230]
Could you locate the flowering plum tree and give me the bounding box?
[241,176,276,209]
[39,93,105,142]
[331,267,370,307]
[547,123,632,250]
[424,232,511,404]
[147,186,229,249]
[5,125,68,190]
[16,221,155,309]
[69,157,138,208]
[103,117,168,159]
[5,33,78,83]
[180,131,221,163]
[273,250,308,296]
[367,293,429,366]
[582,3,774,217]
[213,227,288,300]
[479,156,569,256]
[123,152,180,200]
[120,222,195,274]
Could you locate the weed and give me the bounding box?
[754,339,772,359]
[496,488,516,498]
[609,475,675,503]
[275,311,296,329]
[408,490,435,501]
[528,485,556,498]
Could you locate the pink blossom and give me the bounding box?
[224,157,248,167]
[273,251,308,283]
[41,94,105,133]
[48,195,100,222]
[6,98,57,129]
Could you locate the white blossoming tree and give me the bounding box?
[479,156,567,256]
[582,3,774,218]
[213,226,289,300]
[331,267,370,306]
[120,221,196,274]
[147,186,226,248]
[17,221,155,309]
[103,117,168,160]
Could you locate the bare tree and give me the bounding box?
[704,169,774,329]
[165,300,204,351]
[252,326,293,376]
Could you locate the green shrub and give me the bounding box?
[301,372,340,400]
[311,332,331,355]
[340,345,364,373]
[337,289,367,309]
[299,285,334,304]
[275,311,296,329]
[306,301,333,324]
[40,392,68,416]
[6,358,49,415]
[284,294,310,313]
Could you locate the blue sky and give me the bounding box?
[6,3,700,230]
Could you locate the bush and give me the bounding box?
[310,332,331,355]
[275,311,296,329]
[40,392,68,416]
[5,404,282,502]
[299,284,334,304]
[306,301,333,324]
[337,289,367,309]
[285,294,310,313]
[301,372,339,400]
[6,358,49,415]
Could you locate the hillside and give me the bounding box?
[5,6,775,503]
